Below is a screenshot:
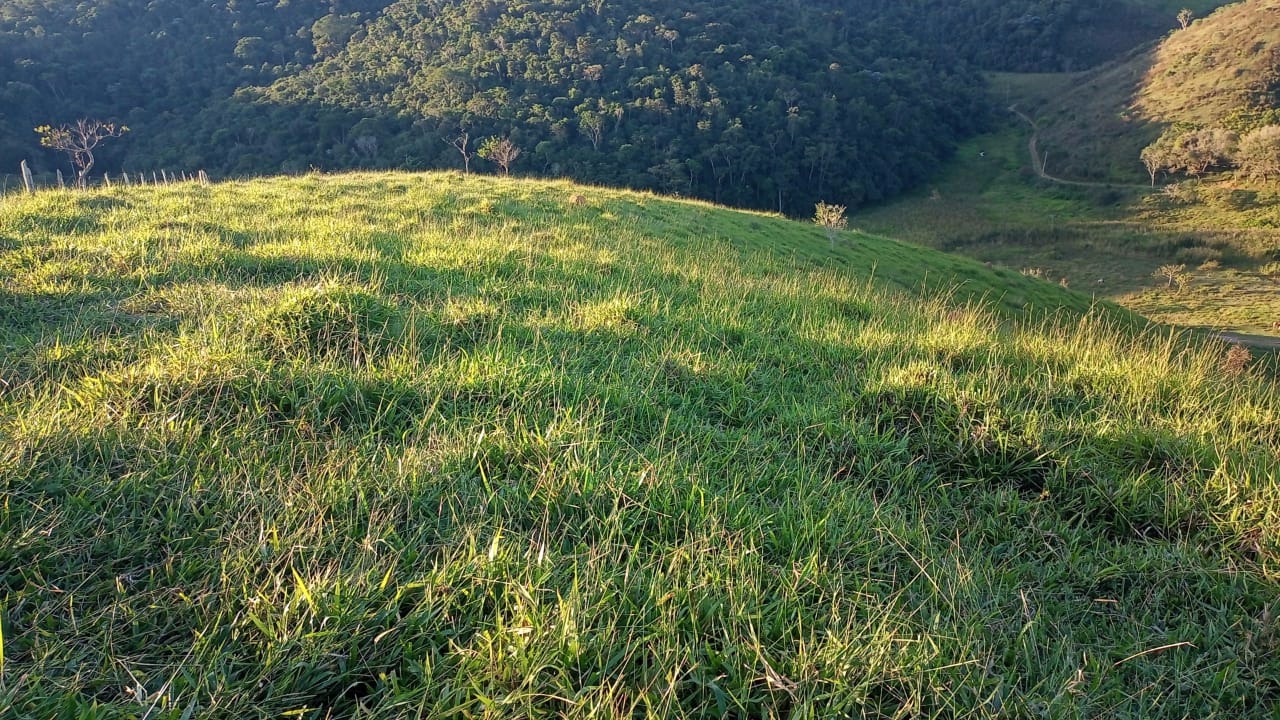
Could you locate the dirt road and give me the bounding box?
[1008,106,1150,190]
[1214,331,1280,351]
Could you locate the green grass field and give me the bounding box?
[2,172,1279,718]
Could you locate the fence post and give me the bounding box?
[56,169,65,189]
[122,172,131,187]
[198,170,209,186]
[20,160,34,194]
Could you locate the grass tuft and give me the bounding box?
[253,283,405,363]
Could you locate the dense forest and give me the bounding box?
[231,0,990,213]
[0,0,1220,212]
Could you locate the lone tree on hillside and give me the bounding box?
[1140,143,1171,187]
[1177,8,1194,30]
[1141,127,1186,183]
[35,119,128,189]
[478,136,521,176]
[814,201,847,249]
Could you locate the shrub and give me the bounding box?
[814,202,848,248]
[1152,263,1190,291]
[1161,182,1199,205]
[1221,344,1252,378]
[1174,246,1223,266]
[1237,125,1280,182]
[1084,186,1123,206]
[1220,189,1258,211]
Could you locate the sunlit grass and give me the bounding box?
[1,171,1278,718]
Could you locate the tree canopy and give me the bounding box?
[0,0,1220,210]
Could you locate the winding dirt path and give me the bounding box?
[1008,106,1150,190]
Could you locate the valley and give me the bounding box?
[857,109,1280,342]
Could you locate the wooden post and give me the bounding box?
[20,160,34,194]
[152,171,158,184]
[198,170,209,186]
[56,169,65,189]
[122,172,131,186]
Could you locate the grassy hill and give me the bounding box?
[2,173,1279,718]
[1015,0,1280,183]
[856,114,1280,339]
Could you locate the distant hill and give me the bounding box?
[871,0,1233,72]
[2,0,993,214]
[1018,0,1280,182]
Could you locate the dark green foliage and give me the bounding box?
[249,0,993,214]
[0,0,392,175]
[1,0,1227,212]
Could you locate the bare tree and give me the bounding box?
[1177,8,1194,30]
[478,136,521,176]
[579,111,604,151]
[35,119,128,189]
[450,131,475,173]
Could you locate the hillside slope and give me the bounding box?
[872,0,1232,72]
[2,173,1278,717]
[854,122,1280,338]
[1019,0,1280,182]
